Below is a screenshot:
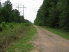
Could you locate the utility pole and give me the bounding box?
[0,0,1,8]
[7,0,10,1]
[17,5,19,11]
[23,5,26,17]
[16,5,26,17]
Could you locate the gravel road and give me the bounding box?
[31,26,69,52]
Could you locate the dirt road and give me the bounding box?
[31,26,69,52]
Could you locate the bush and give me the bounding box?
[0,23,28,51]
[1,22,6,27]
[0,26,3,32]
[1,22,7,30]
[10,24,14,29]
[24,23,31,26]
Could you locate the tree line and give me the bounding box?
[34,0,69,31]
[0,0,31,24]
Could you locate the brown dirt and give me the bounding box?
[31,26,69,52]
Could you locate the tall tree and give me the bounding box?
[0,0,25,23]
[1,0,12,22]
[34,0,69,31]
[58,0,69,30]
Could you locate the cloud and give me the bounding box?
[1,0,43,23]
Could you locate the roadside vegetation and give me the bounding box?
[0,0,36,52]
[5,24,36,52]
[0,23,33,51]
[41,26,69,40]
[34,0,69,39]
[34,0,69,32]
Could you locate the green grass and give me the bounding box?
[5,25,36,52]
[41,26,69,40]
[0,23,26,51]
[0,23,35,51]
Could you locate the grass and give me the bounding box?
[5,25,36,52]
[41,26,69,40]
[0,23,26,50]
[0,23,35,52]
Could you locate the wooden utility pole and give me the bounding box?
[16,5,26,17]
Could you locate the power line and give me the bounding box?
[16,5,26,17]
[0,0,2,8]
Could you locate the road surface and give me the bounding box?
[31,26,69,52]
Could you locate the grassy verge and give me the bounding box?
[41,26,69,40]
[0,23,26,51]
[5,25,36,52]
[0,22,35,52]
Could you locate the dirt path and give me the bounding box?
[31,26,69,52]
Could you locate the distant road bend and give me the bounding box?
[31,26,69,52]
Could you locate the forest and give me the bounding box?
[34,0,69,31]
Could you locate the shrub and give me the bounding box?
[24,23,31,26]
[0,26,3,32]
[1,22,6,27]
[10,24,14,29]
[1,22,7,30]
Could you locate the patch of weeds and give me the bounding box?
[1,22,7,30]
[0,23,27,52]
[0,26,3,32]
[24,23,31,26]
[10,24,14,29]
[5,25,36,52]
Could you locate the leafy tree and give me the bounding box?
[34,0,69,31]
[20,16,24,23]
[3,0,12,12]
[1,6,11,22]
[0,0,12,23]
[58,0,69,30]
[11,9,20,23]
[0,9,5,23]
[0,0,25,23]
[24,19,31,24]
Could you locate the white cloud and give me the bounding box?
[1,0,43,23]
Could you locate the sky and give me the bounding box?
[1,0,43,23]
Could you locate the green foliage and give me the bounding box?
[0,13,5,24]
[1,3,11,22]
[0,26,3,32]
[0,23,31,51]
[6,25,36,52]
[24,19,32,24]
[9,24,14,29]
[1,22,7,30]
[0,0,25,23]
[0,24,36,52]
[1,22,6,27]
[58,0,69,31]
[20,16,24,23]
[4,0,12,11]
[34,0,69,31]
[24,23,31,26]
